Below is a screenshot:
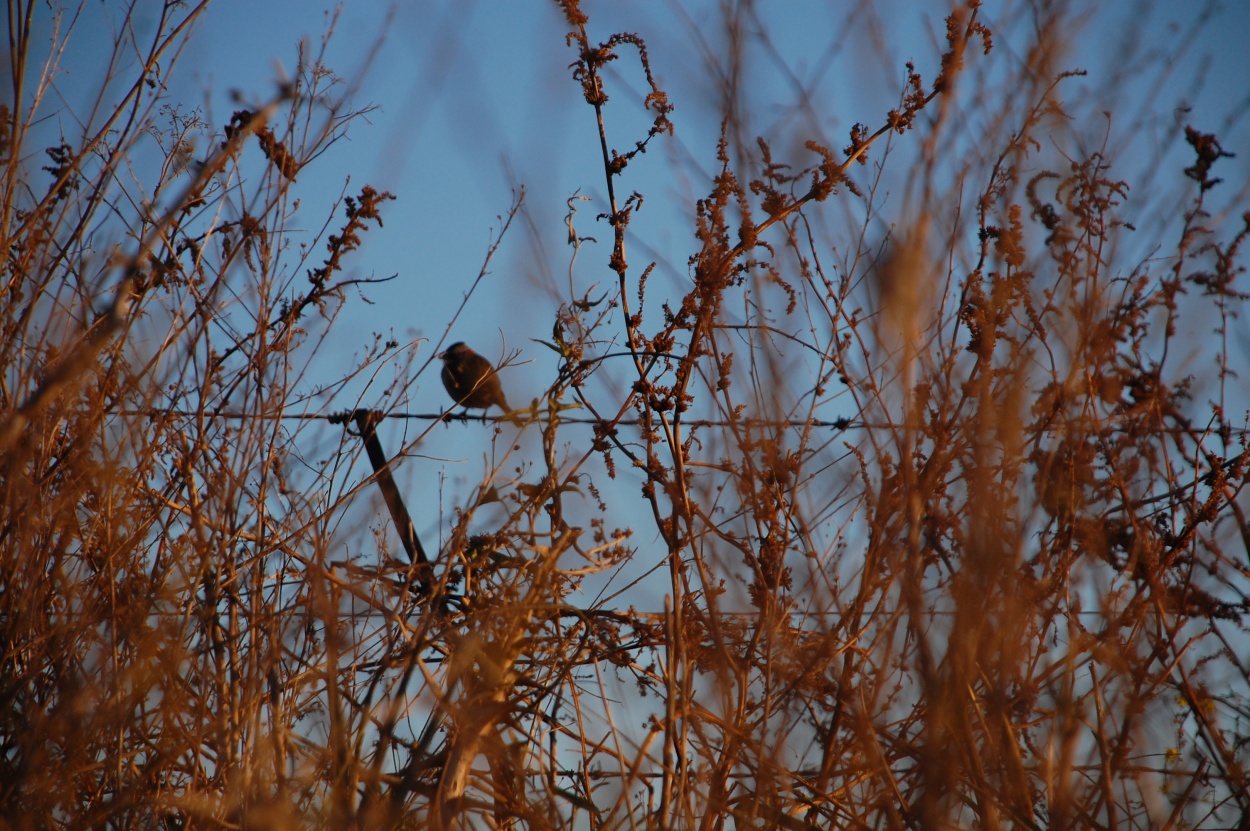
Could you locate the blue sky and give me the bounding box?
[28,0,1250,575]
[34,0,1250,388]
[175,0,1249,388]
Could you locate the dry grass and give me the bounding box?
[2,1,1248,829]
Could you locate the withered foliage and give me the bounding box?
[2,2,1248,830]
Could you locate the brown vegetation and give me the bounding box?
[2,1,1248,829]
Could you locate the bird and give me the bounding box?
[439,341,511,415]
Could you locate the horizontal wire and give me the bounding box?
[110,407,1250,436]
[114,408,859,430]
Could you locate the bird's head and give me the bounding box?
[440,342,468,361]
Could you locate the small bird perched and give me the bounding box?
[439,341,511,414]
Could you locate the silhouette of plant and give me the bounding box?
[2,2,1246,829]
